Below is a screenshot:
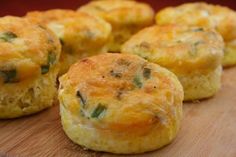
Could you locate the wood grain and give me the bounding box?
[0,68,236,157]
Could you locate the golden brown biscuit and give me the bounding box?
[122,25,224,101]
[78,0,154,52]
[26,9,111,75]
[156,2,236,67]
[0,16,61,119]
[59,53,183,154]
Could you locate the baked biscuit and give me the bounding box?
[122,25,224,101]
[78,0,154,52]
[0,16,61,119]
[26,9,111,75]
[156,2,236,67]
[59,53,183,154]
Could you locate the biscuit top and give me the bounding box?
[156,2,236,42]
[78,0,154,27]
[26,9,111,52]
[26,9,77,24]
[122,25,224,74]
[0,16,61,84]
[59,53,183,132]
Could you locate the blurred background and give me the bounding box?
[0,0,236,17]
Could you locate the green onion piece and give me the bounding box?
[193,28,204,32]
[38,25,46,30]
[41,52,56,75]
[117,59,130,66]
[139,42,150,49]
[41,65,49,74]
[189,41,202,57]
[48,51,56,65]
[94,5,105,11]
[91,104,107,118]
[143,68,151,79]
[188,50,196,57]
[0,69,18,83]
[80,109,85,117]
[0,31,17,42]
[194,41,203,46]
[133,75,143,88]
[110,70,122,78]
[59,38,64,46]
[85,31,95,39]
[76,90,86,107]
[116,90,123,100]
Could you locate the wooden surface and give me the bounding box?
[0,67,236,157]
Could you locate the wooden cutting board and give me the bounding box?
[0,67,236,157]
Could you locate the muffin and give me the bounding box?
[0,16,61,119]
[156,2,236,67]
[26,9,111,75]
[121,25,224,101]
[78,0,154,52]
[59,53,183,154]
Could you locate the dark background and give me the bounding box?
[0,0,236,17]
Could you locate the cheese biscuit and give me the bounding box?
[78,0,154,52]
[122,25,224,101]
[0,16,61,118]
[26,9,111,75]
[59,53,183,154]
[156,2,236,67]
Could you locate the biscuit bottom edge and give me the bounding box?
[223,44,236,67]
[60,104,181,154]
[180,66,222,101]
